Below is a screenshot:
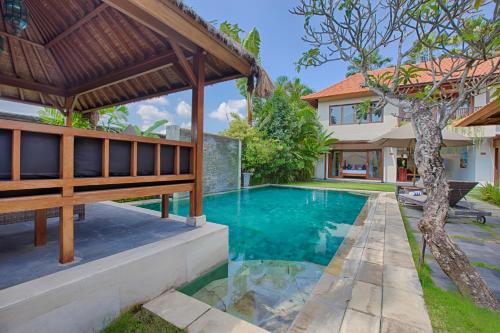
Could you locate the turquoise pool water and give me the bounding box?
[140,186,367,331]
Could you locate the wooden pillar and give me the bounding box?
[102,139,109,177]
[131,141,138,176]
[161,194,169,218]
[11,129,20,181]
[190,49,205,217]
[59,205,74,264]
[64,96,76,127]
[59,97,75,263]
[34,209,47,247]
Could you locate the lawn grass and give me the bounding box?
[399,205,500,333]
[472,261,500,271]
[102,306,185,333]
[290,180,396,192]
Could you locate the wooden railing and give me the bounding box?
[0,119,197,263]
[453,107,482,120]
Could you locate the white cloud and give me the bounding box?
[136,105,172,131]
[209,99,246,121]
[176,100,191,117]
[148,96,169,106]
[180,121,191,129]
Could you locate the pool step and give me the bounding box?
[144,289,269,333]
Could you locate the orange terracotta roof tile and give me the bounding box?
[302,58,499,103]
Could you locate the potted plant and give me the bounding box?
[241,169,254,188]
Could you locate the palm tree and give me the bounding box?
[346,50,392,77]
[220,21,261,125]
[133,119,169,138]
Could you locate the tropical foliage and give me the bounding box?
[478,183,500,206]
[38,105,168,138]
[219,21,261,124]
[133,120,169,138]
[346,49,392,77]
[39,107,90,128]
[223,76,336,184]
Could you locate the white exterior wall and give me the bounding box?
[383,147,397,183]
[314,155,326,179]
[318,96,399,140]
[314,90,497,183]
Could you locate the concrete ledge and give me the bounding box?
[0,214,228,333]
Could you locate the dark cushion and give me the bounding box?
[137,143,155,176]
[74,137,102,177]
[21,131,60,179]
[180,147,191,174]
[160,145,175,175]
[109,140,131,176]
[0,129,12,180]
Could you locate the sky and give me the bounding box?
[0,0,349,134]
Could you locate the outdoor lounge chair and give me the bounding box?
[398,181,491,223]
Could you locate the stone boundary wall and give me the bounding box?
[168,126,241,194]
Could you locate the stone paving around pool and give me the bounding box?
[289,193,432,333]
[403,196,500,299]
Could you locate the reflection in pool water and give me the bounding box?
[140,186,367,332]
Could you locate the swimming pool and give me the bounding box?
[140,186,367,331]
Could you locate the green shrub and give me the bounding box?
[222,76,335,184]
[479,183,500,205]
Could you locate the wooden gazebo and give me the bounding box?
[0,0,272,263]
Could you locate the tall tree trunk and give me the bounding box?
[412,106,499,310]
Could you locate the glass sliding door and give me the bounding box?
[342,151,368,177]
[329,149,383,180]
[368,150,382,179]
[330,151,341,177]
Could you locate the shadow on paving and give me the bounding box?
[402,198,500,299]
[0,203,194,290]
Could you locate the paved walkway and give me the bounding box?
[289,193,432,333]
[404,196,500,298]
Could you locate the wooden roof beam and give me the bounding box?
[103,0,252,76]
[45,3,109,49]
[0,75,66,97]
[169,39,196,86]
[103,0,197,54]
[68,50,178,96]
[81,72,243,114]
[0,31,45,49]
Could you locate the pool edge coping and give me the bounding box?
[127,183,377,208]
[287,193,380,332]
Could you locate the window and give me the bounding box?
[330,106,341,125]
[342,105,356,124]
[329,103,383,125]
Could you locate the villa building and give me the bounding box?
[303,65,499,184]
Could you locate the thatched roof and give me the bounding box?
[0,0,273,113]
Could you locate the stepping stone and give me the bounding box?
[382,287,432,332]
[357,261,383,286]
[339,309,380,333]
[381,317,432,333]
[362,248,384,265]
[187,308,268,333]
[383,265,422,295]
[143,290,210,329]
[349,281,382,316]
